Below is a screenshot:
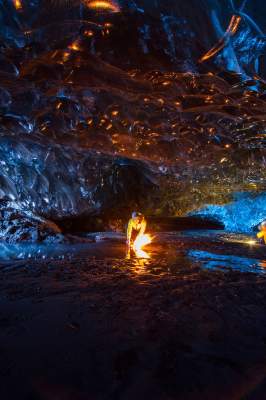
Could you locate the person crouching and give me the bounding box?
[257,221,266,244]
[126,212,147,248]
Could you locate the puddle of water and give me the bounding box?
[188,250,266,274]
[0,231,265,275]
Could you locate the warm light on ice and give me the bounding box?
[199,15,241,63]
[85,0,120,12]
[13,0,22,10]
[246,240,256,246]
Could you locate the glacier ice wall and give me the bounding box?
[192,192,266,232]
[0,0,266,241]
[0,135,156,219]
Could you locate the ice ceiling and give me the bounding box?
[0,0,266,240]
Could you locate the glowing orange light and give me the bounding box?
[13,0,22,10]
[220,157,227,163]
[227,238,258,246]
[68,40,81,51]
[134,248,150,259]
[132,234,152,259]
[84,30,94,37]
[133,234,152,252]
[199,15,241,63]
[247,240,256,246]
[85,0,120,13]
[62,51,70,62]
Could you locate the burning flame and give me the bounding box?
[85,0,120,13]
[133,234,152,259]
[133,234,152,252]
[135,248,150,259]
[126,233,152,260]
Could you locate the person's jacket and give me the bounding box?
[257,228,266,244]
[127,218,146,242]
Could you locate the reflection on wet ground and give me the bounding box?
[188,250,263,274]
[0,230,266,275]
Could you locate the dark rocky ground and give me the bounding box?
[1,233,266,400]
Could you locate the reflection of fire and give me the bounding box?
[227,237,257,246]
[246,240,256,246]
[85,0,120,12]
[125,234,152,260]
[134,248,150,259]
[126,234,152,260]
[133,234,152,252]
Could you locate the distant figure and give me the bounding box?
[257,221,266,244]
[126,212,147,247]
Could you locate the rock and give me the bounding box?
[0,201,64,243]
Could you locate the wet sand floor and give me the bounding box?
[0,230,265,274]
[1,231,266,399]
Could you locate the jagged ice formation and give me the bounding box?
[0,0,265,240]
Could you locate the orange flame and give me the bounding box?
[133,234,152,259]
[134,248,150,259]
[133,234,152,252]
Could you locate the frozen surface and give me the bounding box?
[1,231,265,275]
[193,192,266,232]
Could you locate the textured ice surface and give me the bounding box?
[0,135,156,216]
[192,192,266,232]
[0,0,265,241]
[1,1,265,74]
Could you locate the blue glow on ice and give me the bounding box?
[192,192,266,233]
[188,249,265,274]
